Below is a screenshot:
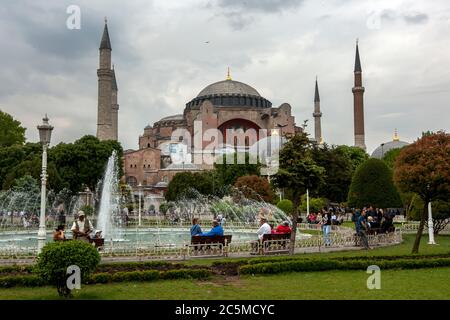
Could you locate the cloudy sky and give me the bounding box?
[0,0,449,154]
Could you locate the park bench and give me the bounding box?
[189,235,232,258]
[252,233,291,255]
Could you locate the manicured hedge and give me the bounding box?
[0,275,44,288]
[160,269,211,280]
[0,267,212,288]
[0,265,34,275]
[239,258,450,275]
[97,261,176,272]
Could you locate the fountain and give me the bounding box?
[96,150,122,241]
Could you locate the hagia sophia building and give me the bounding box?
[94,21,406,202]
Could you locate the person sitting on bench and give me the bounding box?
[199,220,223,237]
[190,218,202,236]
[53,224,66,241]
[256,217,272,240]
[91,230,103,239]
[275,221,292,234]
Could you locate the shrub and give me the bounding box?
[348,158,402,208]
[239,257,450,275]
[160,269,211,280]
[34,240,100,297]
[277,199,293,215]
[0,275,44,288]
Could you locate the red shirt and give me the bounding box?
[276,225,292,234]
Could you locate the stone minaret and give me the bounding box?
[352,40,366,150]
[96,19,115,141]
[111,65,119,141]
[313,77,322,143]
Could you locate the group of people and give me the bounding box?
[352,206,396,249]
[307,207,345,226]
[190,215,291,241]
[257,217,292,240]
[52,210,103,242]
[190,217,224,237]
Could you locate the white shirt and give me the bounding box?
[71,219,93,233]
[257,223,272,240]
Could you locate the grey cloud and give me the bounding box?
[214,0,304,13]
[403,13,429,24]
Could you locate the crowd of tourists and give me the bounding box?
[352,206,396,249]
[306,206,346,226]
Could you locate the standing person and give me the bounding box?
[71,211,93,242]
[216,214,226,226]
[352,209,361,229]
[190,218,202,236]
[356,209,370,249]
[322,209,332,246]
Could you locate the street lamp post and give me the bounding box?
[37,115,53,254]
[381,143,385,158]
[138,183,142,227]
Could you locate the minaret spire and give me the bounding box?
[100,19,112,50]
[354,39,362,72]
[352,39,366,150]
[226,67,232,80]
[313,76,322,143]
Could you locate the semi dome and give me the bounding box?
[197,80,261,97]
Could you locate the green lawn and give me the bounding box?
[0,234,448,300]
[1,267,449,300]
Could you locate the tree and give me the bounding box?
[394,131,450,253]
[0,110,26,147]
[382,147,404,170]
[311,144,353,202]
[12,175,39,194]
[234,175,274,203]
[335,145,369,172]
[0,143,41,189]
[214,153,261,187]
[49,135,123,193]
[348,158,402,209]
[408,196,450,235]
[300,195,328,214]
[273,133,325,254]
[165,171,214,201]
[35,241,100,298]
[277,199,293,215]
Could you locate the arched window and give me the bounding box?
[126,176,138,187]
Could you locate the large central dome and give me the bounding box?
[186,78,271,109]
[197,80,261,97]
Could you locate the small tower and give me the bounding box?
[96,18,115,141]
[313,77,322,143]
[111,65,119,141]
[352,40,366,150]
